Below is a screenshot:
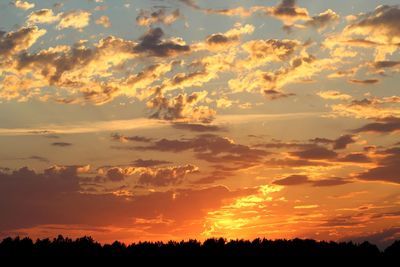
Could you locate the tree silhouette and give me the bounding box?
[0,236,398,264]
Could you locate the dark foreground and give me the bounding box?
[1,236,399,264]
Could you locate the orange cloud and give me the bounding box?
[95,15,111,28]
[27,9,61,24]
[331,97,400,119]
[14,0,34,10]
[317,90,352,100]
[265,0,310,26]
[57,10,91,30]
[305,9,339,30]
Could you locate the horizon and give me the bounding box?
[0,0,399,249]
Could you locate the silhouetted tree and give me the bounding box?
[0,236,398,264]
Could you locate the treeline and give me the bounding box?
[0,236,399,264]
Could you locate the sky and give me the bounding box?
[0,0,399,247]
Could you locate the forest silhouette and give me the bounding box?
[1,236,399,264]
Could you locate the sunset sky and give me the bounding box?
[0,0,399,247]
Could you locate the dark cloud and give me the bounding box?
[290,146,338,159]
[333,135,356,150]
[373,61,400,69]
[206,33,233,45]
[337,153,372,163]
[268,0,309,23]
[273,174,309,186]
[273,174,350,187]
[349,79,379,85]
[134,27,190,57]
[0,166,87,231]
[265,158,331,167]
[192,170,231,184]
[345,5,400,42]
[353,117,400,133]
[105,167,126,182]
[310,134,356,150]
[311,177,351,187]
[136,134,268,165]
[0,165,252,232]
[131,159,171,167]
[51,142,72,147]
[357,147,400,184]
[0,26,45,57]
[204,29,245,49]
[258,141,314,150]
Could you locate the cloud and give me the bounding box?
[95,15,111,28]
[304,9,339,30]
[273,174,351,187]
[28,155,50,163]
[290,146,338,159]
[51,142,72,147]
[111,133,152,143]
[148,91,216,123]
[337,153,372,163]
[105,167,128,182]
[266,0,310,26]
[340,5,400,60]
[0,28,181,104]
[348,79,379,85]
[331,97,400,119]
[193,170,232,184]
[96,163,199,186]
[353,117,400,133]
[263,89,295,100]
[344,5,400,45]
[356,147,400,184]
[310,134,356,150]
[131,159,171,167]
[311,178,351,187]
[0,26,46,57]
[265,158,330,168]
[136,9,181,27]
[204,24,254,50]
[136,134,268,165]
[137,164,198,186]
[317,90,351,100]
[238,39,301,70]
[0,165,251,234]
[178,0,200,10]
[134,27,190,57]
[232,54,334,95]
[341,227,400,249]
[372,61,400,69]
[13,0,34,10]
[273,174,309,185]
[205,6,261,17]
[27,9,61,24]
[57,10,91,30]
